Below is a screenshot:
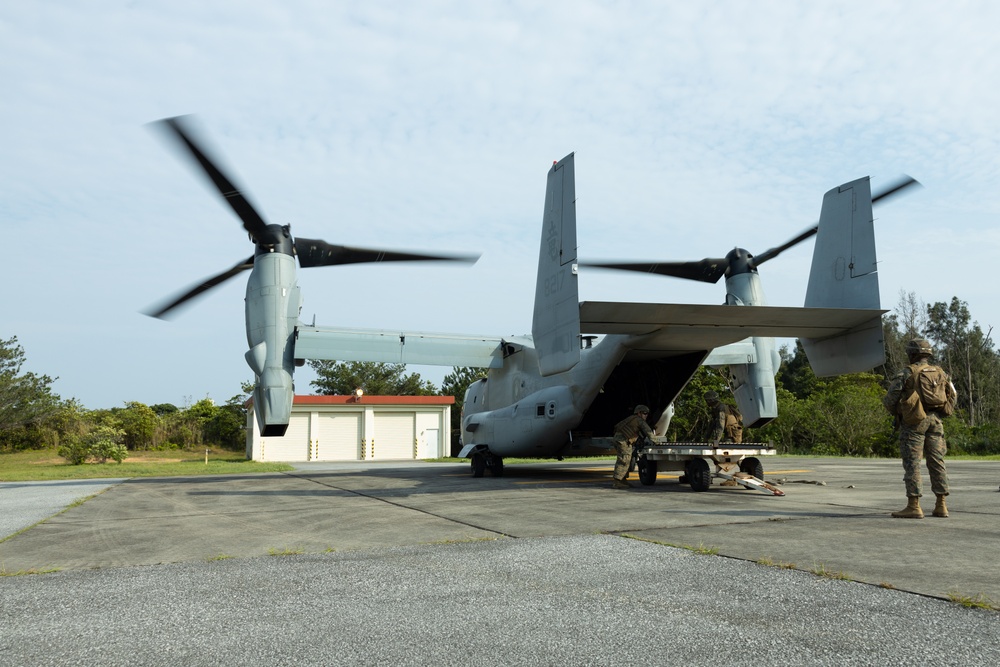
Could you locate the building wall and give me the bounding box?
[246,396,452,462]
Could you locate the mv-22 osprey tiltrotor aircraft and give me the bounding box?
[147,115,915,476]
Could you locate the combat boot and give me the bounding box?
[612,479,632,489]
[933,494,949,518]
[891,497,924,519]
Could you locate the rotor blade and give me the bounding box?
[144,256,255,319]
[294,238,479,268]
[872,174,921,205]
[750,226,818,267]
[753,175,922,268]
[152,116,270,240]
[579,259,729,284]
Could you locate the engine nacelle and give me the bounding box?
[245,251,301,436]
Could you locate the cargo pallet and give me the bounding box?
[635,439,784,496]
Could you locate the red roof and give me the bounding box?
[292,395,455,406]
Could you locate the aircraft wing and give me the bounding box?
[580,301,885,360]
[294,325,507,368]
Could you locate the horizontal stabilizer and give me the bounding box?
[580,301,886,354]
[295,326,505,368]
[801,316,885,376]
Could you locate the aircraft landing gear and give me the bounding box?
[471,452,486,477]
[470,450,504,478]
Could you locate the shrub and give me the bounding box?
[57,425,127,465]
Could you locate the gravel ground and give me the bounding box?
[2,534,997,666]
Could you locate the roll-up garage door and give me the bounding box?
[314,413,362,461]
[260,413,311,461]
[372,412,415,460]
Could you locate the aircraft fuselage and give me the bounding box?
[461,334,638,458]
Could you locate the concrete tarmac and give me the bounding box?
[2,457,998,665]
[2,457,999,598]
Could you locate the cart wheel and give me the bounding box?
[689,458,711,492]
[471,452,486,478]
[638,455,657,486]
[739,457,764,483]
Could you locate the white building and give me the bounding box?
[246,395,454,462]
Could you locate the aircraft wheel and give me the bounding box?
[688,458,712,492]
[489,456,504,478]
[739,457,764,484]
[638,455,657,486]
[471,452,486,478]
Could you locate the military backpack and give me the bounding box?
[910,364,953,410]
[899,364,956,425]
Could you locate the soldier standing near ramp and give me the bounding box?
[883,338,958,519]
[611,405,654,489]
[705,391,743,445]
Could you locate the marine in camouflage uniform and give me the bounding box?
[882,339,952,519]
[705,391,742,445]
[611,405,654,489]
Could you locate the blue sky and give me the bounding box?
[3,1,999,409]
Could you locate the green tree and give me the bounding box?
[665,366,733,442]
[775,342,820,400]
[805,373,895,456]
[0,336,62,449]
[116,401,160,450]
[150,403,179,417]
[204,399,247,451]
[925,297,1000,427]
[879,290,929,382]
[309,361,437,396]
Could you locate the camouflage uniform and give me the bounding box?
[612,408,654,483]
[883,359,950,498]
[705,392,742,444]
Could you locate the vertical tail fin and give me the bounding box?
[801,176,885,375]
[532,153,581,376]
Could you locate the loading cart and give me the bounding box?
[635,437,784,496]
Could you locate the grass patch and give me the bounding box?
[0,567,61,576]
[810,563,853,581]
[0,448,294,482]
[206,554,234,562]
[420,536,501,546]
[621,534,719,555]
[947,592,996,610]
[268,547,304,556]
[756,556,796,569]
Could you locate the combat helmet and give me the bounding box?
[905,338,933,359]
[704,391,719,403]
[634,404,650,415]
